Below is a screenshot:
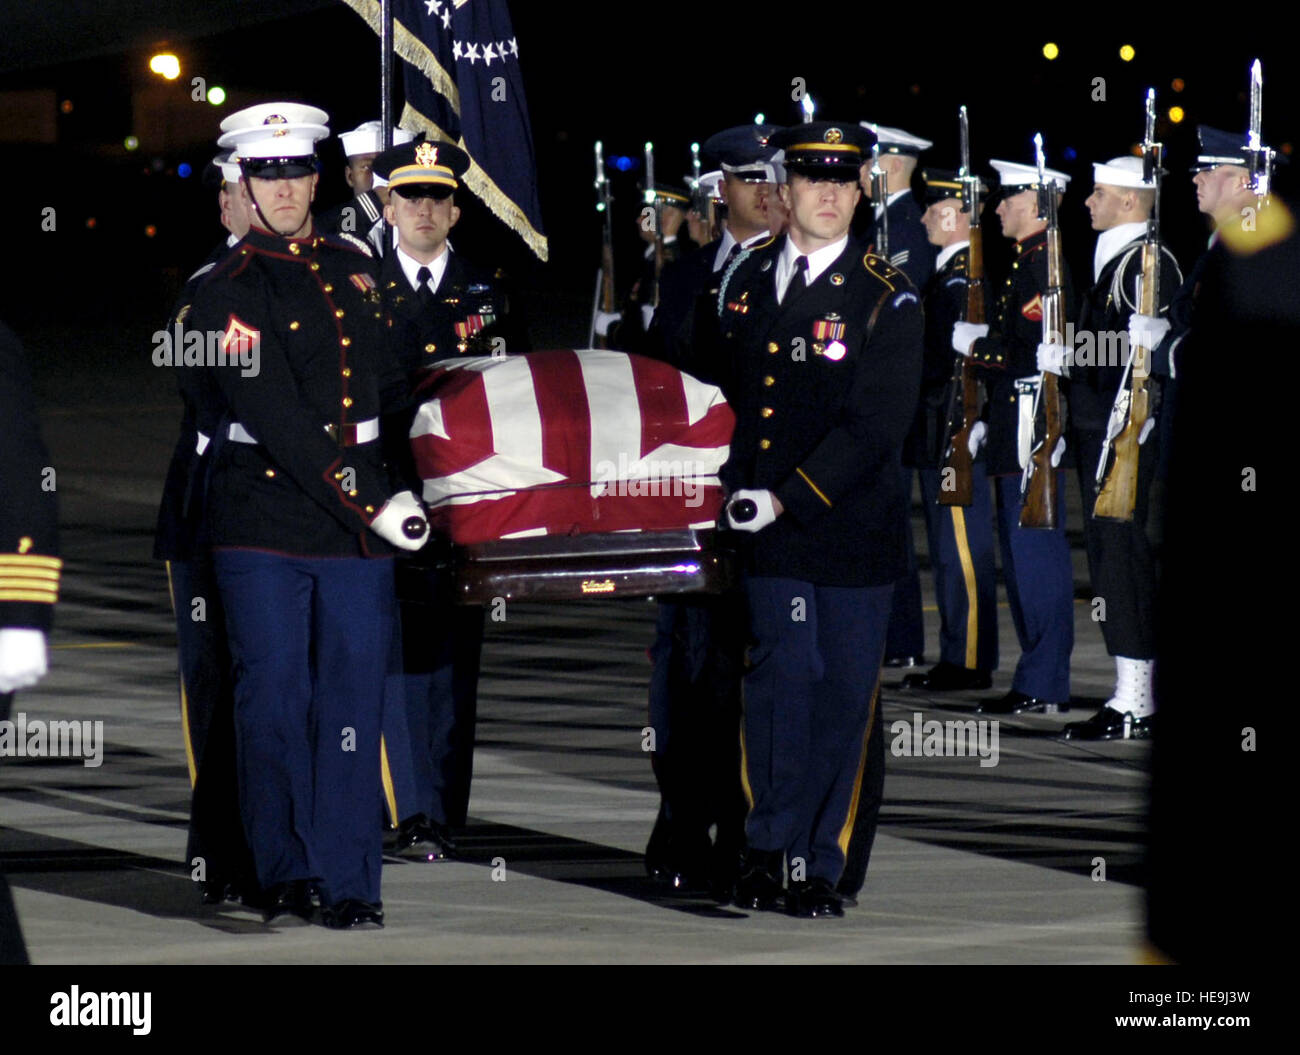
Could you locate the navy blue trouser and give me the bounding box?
[742,577,893,885]
[918,465,999,672]
[993,473,1073,701]
[884,466,926,660]
[397,593,485,828]
[214,550,393,905]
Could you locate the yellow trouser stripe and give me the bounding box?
[165,561,198,789]
[0,589,58,602]
[950,505,980,670]
[837,674,882,856]
[380,735,400,826]
[0,554,63,570]
[0,567,60,581]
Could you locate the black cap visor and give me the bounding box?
[392,182,455,201]
[240,157,318,180]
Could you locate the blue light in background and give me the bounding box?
[1062,146,1077,161]
[177,162,192,178]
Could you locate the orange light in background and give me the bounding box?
[85,217,97,229]
[1283,143,1294,156]
[1042,42,1059,60]
[144,225,157,238]
[1168,107,1185,124]
[60,99,73,114]
[1119,45,1135,62]
[1171,78,1185,92]
[149,54,180,80]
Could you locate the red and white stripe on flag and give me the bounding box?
[409,349,734,544]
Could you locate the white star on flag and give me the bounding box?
[497,40,509,61]
[441,9,452,29]
[509,38,519,57]
[483,43,496,66]
[464,41,480,64]
[451,39,462,59]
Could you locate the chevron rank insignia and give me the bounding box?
[1021,293,1044,321]
[222,315,260,357]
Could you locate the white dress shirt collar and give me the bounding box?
[1093,221,1148,283]
[775,233,849,301]
[396,243,451,293]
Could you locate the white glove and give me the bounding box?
[592,310,622,337]
[0,628,49,694]
[1128,313,1170,353]
[725,489,778,533]
[1051,436,1066,468]
[1037,342,1068,377]
[951,322,988,356]
[1138,418,1156,445]
[370,490,430,552]
[967,421,987,459]
[640,303,655,331]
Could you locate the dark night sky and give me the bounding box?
[2,4,1296,336]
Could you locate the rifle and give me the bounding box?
[870,139,890,259]
[1094,89,1161,521]
[646,140,664,309]
[1245,59,1275,201]
[938,105,984,508]
[589,140,616,348]
[688,141,718,244]
[1018,134,1064,530]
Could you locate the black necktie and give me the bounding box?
[782,255,809,305]
[415,266,434,309]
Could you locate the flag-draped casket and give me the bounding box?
[409,350,736,600]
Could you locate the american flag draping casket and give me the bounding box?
[407,349,738,601]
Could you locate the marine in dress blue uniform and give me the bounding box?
[716,122,923,917]
[370,138,524,858]
[1061,156,1182,741]
[953,156,1078,714]
[153,151,255,903]
[640,124,780,893]
[855,124,940,667]
[189,103,429,929]
[898,169,999,693]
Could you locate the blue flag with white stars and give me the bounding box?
[344,0,547,260]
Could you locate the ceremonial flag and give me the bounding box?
[343,0,547,260]
[409,351,734,544]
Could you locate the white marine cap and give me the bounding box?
[339,120,415,158]
[860,122,933,156]
[990,158,1071,192]
[697,170,724,198]
[217,102,329,160]
[1091,155,1152,188]
[215,152,242,184]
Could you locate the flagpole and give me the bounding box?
[380,0,394,150]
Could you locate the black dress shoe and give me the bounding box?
[901,662,993,692]
[978,689,1069,715]
[320,899,384,930]
[262,880,314,924]
[733,849,785,911]
[1062,705,1152,741]
[883,654,923,669]
[391,815,453,861]
[787,878,845,919]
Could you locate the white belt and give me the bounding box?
[226,418,379,446]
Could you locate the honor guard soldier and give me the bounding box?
[951,156,1077,715]
[154,149,256,903]
[717,121,923,917]
[606,183,692,354]
[640,123,781,895]
[856,123,938,669]
[1,319,61,963]
[1062,156,1182,740]
[189,102,430,930]
[369,136,524,859]
[899,169,999,692]
[317,121,415,256]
